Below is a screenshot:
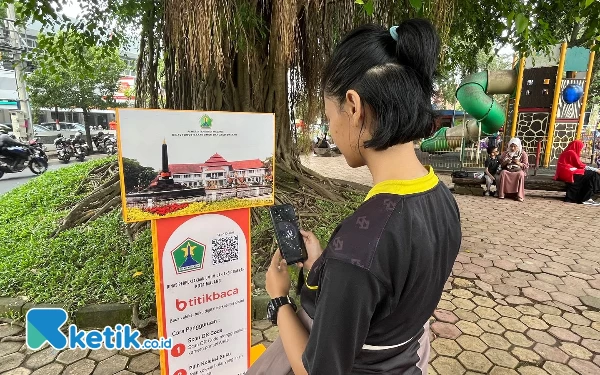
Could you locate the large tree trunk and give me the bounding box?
[54,0,365,237]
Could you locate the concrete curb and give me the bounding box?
[1,294,269,328]
[0,297,132,329]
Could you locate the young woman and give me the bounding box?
[497,138,529,202]
[248,19,462,375]
[554,139,600,205]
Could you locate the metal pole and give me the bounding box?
[6,3,33,140]
[460,112,466,170]
[510,56,526,139]
[534,141,542,176]
[544,42,569,167]
[575,47,596,140]
[592,130,597,166]
[476,120,482,165]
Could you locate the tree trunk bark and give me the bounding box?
[82,108,93,150]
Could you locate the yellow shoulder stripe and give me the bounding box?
[364,166,438,201]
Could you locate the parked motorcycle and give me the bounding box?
[104,134,117,155]
[72,141,86,162]
[0,145,48,179]
[72,131,88,160]
[28,138,48,163]
[312,134,341,157]
[54,134,73,163]
[92,132,117,155]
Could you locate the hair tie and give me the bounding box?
[389,26,399,41]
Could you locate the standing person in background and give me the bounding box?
[248,19,461,375]
[497,138,528,202]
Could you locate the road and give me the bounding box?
[0,154,107,196]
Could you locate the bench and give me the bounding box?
[452,173,567,195]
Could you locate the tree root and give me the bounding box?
[125,221,150,242]
[275,160,366,202]
[55,157,365,241]
[0,336,25,343]
[53,161,123,237]
[132,303,157,329]
[0,318,24,327]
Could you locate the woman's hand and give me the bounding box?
[266,251,291,299]
[298,230,324,271]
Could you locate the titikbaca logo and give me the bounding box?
[26,308,172,350]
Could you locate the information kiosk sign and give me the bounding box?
[152,208,251,375]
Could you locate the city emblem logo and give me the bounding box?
[171,238,206,274]
[200,114,213,129]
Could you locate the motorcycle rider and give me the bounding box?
[75,130,87,143]
[0,124,31,168]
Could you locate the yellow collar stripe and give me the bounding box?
[364,166,439,201]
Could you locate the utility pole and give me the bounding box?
[6,3,33,140]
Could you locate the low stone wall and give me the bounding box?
[0,298,133,329]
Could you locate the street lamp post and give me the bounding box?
[6,3,33,140]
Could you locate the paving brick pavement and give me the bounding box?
[0,326,161,375]
[295,155,600,374]
[2,154,599,374]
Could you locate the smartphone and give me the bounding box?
[269,204,308,265]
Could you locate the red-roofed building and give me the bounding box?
[169,153,269,188]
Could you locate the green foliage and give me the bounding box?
[26,31,126,113]
[515,13,528,35]
[409,0,423,11]
[0,155,365,318]
[122,157,158,192]
[354,0,600,74]
[0,157,155,317]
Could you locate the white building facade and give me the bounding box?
[170,153,268,188]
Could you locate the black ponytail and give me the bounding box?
[393,19,439,95]
[322,19,440,150]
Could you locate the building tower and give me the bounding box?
[157,139,174,186]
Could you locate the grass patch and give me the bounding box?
[0,156,366,318]
[0,157,155,317]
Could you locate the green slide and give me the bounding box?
[420,69,518,152]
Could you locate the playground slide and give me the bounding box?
[420,70,518,152]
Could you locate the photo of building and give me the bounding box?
[117,108,275,222]
[168,153,268,188]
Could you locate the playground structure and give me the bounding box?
[421,43,596,168]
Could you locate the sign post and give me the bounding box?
[116,109,275,375]
[153,209,251,375]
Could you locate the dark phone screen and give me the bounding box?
[270,204,306,264]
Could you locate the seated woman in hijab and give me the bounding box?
[554,140,600,205]
[497,138,529,202]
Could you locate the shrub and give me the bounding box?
[0,157,155,317]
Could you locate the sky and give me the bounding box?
[60,1,81,18]
[118,109,275,169]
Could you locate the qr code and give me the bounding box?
[212,235,239,265]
